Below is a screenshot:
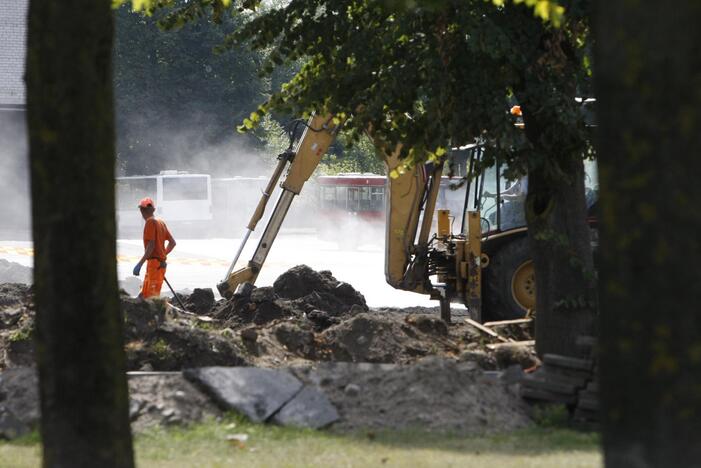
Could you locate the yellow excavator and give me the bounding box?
[217,114,537,323]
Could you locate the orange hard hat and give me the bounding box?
[138,197,155,208]
[510,105,522,116]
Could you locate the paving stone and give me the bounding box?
[272,386,339,429]
[184,367,302,423]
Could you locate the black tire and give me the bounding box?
[482,235,534,321]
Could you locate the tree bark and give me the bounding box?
[595,1,701,466]
[25,1,135,467]
[526,154,596,357]
[515,63,597,357]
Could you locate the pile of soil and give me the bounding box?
[292,358,531,433]
[0,264,537,433]
[0,367,223,435]
[128,373,222,431]
[211,265,367,330]
[0,265,536,372]
[0,260,31,285]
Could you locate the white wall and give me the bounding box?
[0,0,28,107]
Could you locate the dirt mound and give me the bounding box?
[0,260,31,285]
[0,265,536,373]
[0,368,223,435]
[0,284,34,368]
[318,313,459,363]
[0,284,31,309]
[292,358,531,433]
[122,298,249,371]
[128,373,222,431]
[179,288,215,315]
[213,265,367,331]
[274,265,366,309]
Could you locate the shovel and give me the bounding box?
[163,276,188,312]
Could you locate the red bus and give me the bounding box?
[317,173,387,221]
[316,173,386,245]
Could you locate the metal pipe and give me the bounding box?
[462,148,476,234]
[223,228,252,280]
[417,167,443,246]
[246,155,289,231]
[496,160,502,231]
[222,153,290,281]
[251,190,296,268]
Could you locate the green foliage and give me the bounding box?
[8,325,32,343]
[322,133,386,175]
[113,3,268,174]
[150,338,171,358]
[148,0,591,182]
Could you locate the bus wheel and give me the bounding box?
[482,236,535,321]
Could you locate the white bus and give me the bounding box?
[116,171,212,236]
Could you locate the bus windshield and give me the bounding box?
[162,176,208,201]
[116,177,156,210]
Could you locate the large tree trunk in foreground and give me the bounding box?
[26,1,134,466]
[595,2,701,466]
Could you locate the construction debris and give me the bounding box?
[519,335,599,425]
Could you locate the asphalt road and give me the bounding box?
[0,232,439,308]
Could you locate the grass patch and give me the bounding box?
[0,415,601,468]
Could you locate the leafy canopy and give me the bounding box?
[116,0,591,179]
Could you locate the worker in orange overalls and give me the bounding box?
[132,197,176,298]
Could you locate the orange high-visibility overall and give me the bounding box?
[140,217,171,298]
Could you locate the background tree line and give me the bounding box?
[113,3,384,176]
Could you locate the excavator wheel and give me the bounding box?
[482,235,535,321]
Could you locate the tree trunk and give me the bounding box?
[515,65,597,357]
[595,2,701,466]
[25,1,135,467]
[526,155,596,357]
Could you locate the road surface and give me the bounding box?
[0,232,444,308]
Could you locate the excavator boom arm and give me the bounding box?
[217,114,339,297]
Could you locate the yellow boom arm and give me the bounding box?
[217,114,339,297]
[217,114,482,323]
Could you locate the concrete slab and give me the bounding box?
[272,386,339,429]
[184,367,302,423]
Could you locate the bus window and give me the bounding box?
[162,176,208,201]
[321,186,336,208]
[369,187,385,211]
[116,177,156,210]
[336,186,348,210]
[347,187,360,211]
[358,186,372,211]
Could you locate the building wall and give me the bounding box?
[0,0,28,107]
